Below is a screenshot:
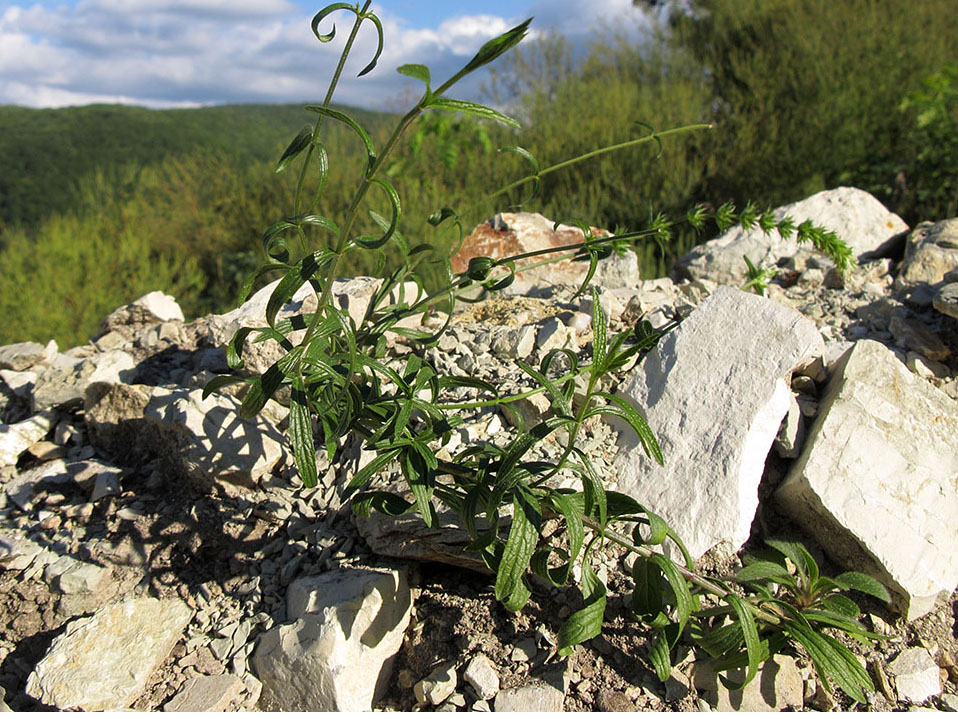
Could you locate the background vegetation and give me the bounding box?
[1,0,956,348]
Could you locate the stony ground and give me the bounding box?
[2,213,958,710]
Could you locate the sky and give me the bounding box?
[0,0,654,110]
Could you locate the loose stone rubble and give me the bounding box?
[0,186,955,711]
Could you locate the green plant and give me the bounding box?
[211,3,885,703]
[693,538,890,703]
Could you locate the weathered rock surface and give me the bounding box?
[776,340,958,620]
[252,568,412,711]
[32,350,136,411]
[675,187,907,285]
[452,212,639,296]
[0,340,57,371]
[933,282,958,318]
[692,654,804,711]
[887,648,942,704]
[163,673,246,712]
[85,383,287,491]
[895,219,958,306]
[493,665,567,712]
[25,597,192,711]
[0,411,54,467]
[614,286,824,559]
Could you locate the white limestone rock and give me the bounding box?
[414,661,458,706]
[675,187,907,285]
[776,340,958,620]
[692,654,804,711]
[142,387,287,491]
[933,282,958,318]
[25,597,192,711]
[888,648,942,704]
[0,340,57,371]
[32,350,136,411]
[252,567,412,712]
[0,411,55,468]
[895,219,958,306]
[163,674,246,712]
[5,459,70,512]
[613,286,823,560]
[463,654,500,700]
[85,383,287,492]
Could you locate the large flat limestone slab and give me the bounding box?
[613,286,824,559]
[776,340,958,620]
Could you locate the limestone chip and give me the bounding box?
[25,597,192,711]
[613,286,823,559]
[776,340,958,620]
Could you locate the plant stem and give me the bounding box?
[580,516,782,626]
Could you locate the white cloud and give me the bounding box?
[0,0,651,109]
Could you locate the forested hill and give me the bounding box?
[0,103,388,229]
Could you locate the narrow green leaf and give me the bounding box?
[632,557,666,625]
[276,125,313,173]
[548,491,584,563]
[648,629,673,681]
[783,611,873,703]
[353,179,401,249]
[289,382,318,488]
[831,572,891,603]
[352,491,413,517]
[201,374,250,398]
[722,594,761,690]
[494,491,540,605]
[696,620,745,659]
[440,18,532,91]
[357,11,384,77]
[590,287,607,372]
[424,97,519,129]
[310,3,355,42]
[764,538,811,577]
[266,251,333,328]
[651,554,693,635]
[348,447,402,489]
[304,105,377,174]
[239,360,287,420]
[398,63,431,88]
[631,507,669,547]
[735,560,795,584]
[819,594,862,619]
[570,447,606,527]
[589,393,662,465]
[558,561,607,655]
[516,359,571,417]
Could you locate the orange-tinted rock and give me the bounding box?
[452,213,637,293]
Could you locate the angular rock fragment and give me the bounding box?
[0,340,57,371]
[85,383,287,492]
[0,411,55,468]
[692,655,804,711]
[887,648,942,704]
[895,218,958,306]
[613,286,823,559]
[933,282,958,318]
[252,568,412,711]
[163,674,246,712]
[493,665,567,712]
[25,597,192,711]
[776,340,958,620]
[452,212,639,295]
[675,187,907,285]
[32,350,136,411]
